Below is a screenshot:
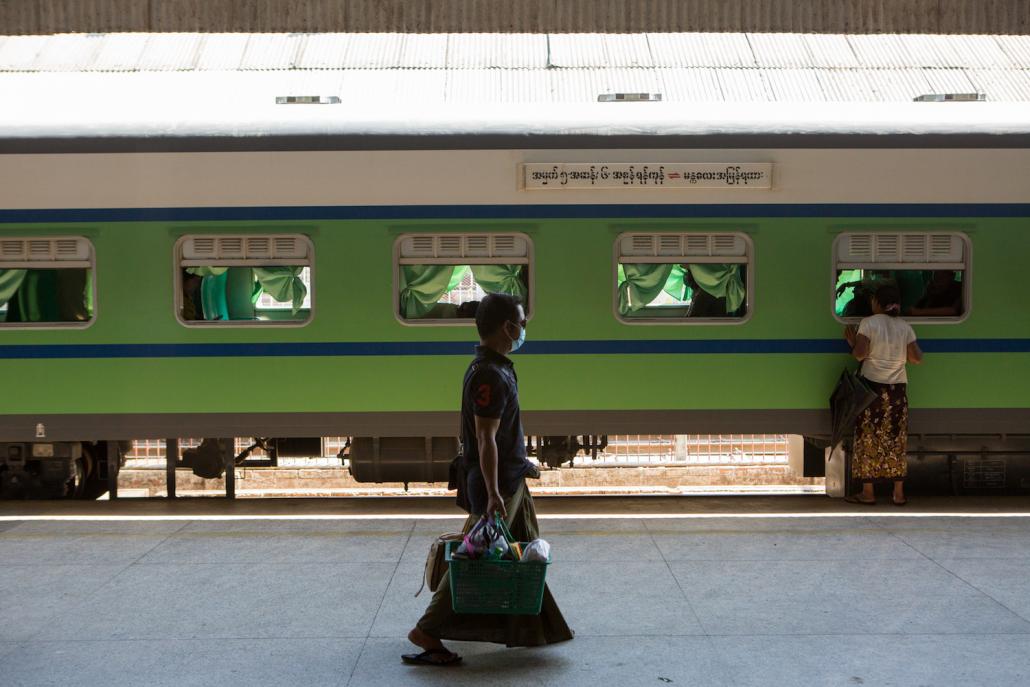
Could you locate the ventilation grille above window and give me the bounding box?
[837,233,965,266]
[619,233,748,261]
[180,235,310,264]
[0,237,92,267]
[399,234,530,262]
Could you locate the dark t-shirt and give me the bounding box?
[461,346,532,515]
[915,280,962,312]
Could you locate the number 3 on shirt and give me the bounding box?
[475,383,492,407]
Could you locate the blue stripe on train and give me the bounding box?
[2,203,1030,223]
[0,339,1027,359]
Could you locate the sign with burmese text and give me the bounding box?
[519,163,773,190]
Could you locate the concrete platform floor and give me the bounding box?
[2,495,1030,686]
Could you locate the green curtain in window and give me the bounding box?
[399,265,462,319]
[194,267,253,321]
[618,263,674,315]
[0,269,91,323]
[662,264,691,301]
[686,263,745,313]
[0,269,27,311]
[199,271,230,321]
[834,268,863,316]
[254,266,307,314]
[189,266,308,320]
[471,265,527,300]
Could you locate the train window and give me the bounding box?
[175,234,313,326]
[395,233,532,323]
[833,232,970,323]
[615,232,751,323]
[0,237,95,328]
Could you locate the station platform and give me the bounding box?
[3,495,1030,686]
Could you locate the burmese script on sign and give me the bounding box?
[520,163,773,190]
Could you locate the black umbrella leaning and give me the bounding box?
[829,367,878,449]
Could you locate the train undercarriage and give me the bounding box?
[3,432,1030,499]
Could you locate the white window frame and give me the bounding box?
[0,236,97,330]
[173,234,314,328]
[613,231,754,325]
[393,232,534,326]
[832,231,972,325]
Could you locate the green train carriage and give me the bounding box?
[1,100,1030,497]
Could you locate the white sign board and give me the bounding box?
[520,163,773,190]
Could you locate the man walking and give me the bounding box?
[404,293,574,665]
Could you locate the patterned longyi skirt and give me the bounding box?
[852,380,909,481]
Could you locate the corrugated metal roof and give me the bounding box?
[6,0,1029,35]
[603,34,654,68]
[0,35,49,71]
[342,33,405,69]
[295,34,353,70]
[655,68,723,102]
[446,33,547,69]
[88,33,150,71]
[921,68,978,96]
[399,33,449,69]
[865,69,935,102]
[239,33,305,70]
[762,68,826,101]
[646,33,755,68]
[194,33,250,71]
[716,69,774,102]
[547,34,608,68]
[32,33,104,71]
[996,35,1030,66]
[846,35,917,69]
[815,69,877,102]
[4,32,1030,103]
[803,34,860,69]
[748,33,813,69]
[135,33,203,71]
[967,69,1030,101]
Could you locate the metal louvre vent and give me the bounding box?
[838,233,965,266]
[399,234,530,261]
[180,235,310,263]
[619,233,748,261]
[0,237,92,266]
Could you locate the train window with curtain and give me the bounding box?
[175,234,313,326]
[833,232,970,323]
[395,233,532,323]
[614,232,751,323]
[0,237,95,328]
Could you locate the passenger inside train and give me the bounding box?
[907,270,963,317]
[835,269,964,319]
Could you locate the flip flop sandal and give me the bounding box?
[892,498,908,507]
[844,496,877,506]
[401,650,462,667]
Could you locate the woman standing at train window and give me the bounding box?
[843,284,924,506]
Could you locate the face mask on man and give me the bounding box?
[507,320,526,353]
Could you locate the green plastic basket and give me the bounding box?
[446,541,550,615]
